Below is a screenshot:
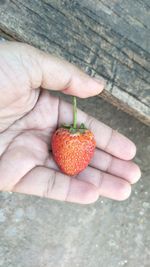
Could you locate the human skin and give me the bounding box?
[0,42,141,204]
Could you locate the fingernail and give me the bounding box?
[93,77,107,87]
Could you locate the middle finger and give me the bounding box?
[90,149,141,184]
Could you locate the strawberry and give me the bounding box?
[51,97,96,176]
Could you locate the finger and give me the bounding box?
[44,154,132,201]
[44,151,141,185]
[23,43,106,97]
[58,100,136,160]
[13,166,99,204]
[77,166,131,201]
[90,149,141,184]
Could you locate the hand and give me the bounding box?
[0,42,141,204]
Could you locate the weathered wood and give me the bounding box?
[0,29,15,40]
[0,0,149,125]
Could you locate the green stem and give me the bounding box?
[73,96,77,129]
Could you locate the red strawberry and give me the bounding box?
[51,97,96,176]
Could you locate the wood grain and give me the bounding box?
[0,0,149,125]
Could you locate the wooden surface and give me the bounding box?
[0,0,150,126]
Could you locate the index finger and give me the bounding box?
[58,100,136,160]
[24,43,106,97]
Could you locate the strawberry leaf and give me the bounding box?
[80,123,87,129]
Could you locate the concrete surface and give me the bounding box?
[0,95,150,267]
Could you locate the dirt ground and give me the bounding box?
[0,94,149,267]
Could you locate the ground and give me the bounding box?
[0,95,150,267]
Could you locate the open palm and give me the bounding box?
[0,42,141,204]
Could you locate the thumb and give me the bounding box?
[26,44,106,98]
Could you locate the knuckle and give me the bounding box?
[85,115,95,130]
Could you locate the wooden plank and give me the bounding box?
[99,0,150,30]
[0,0,149,126]
[0,29,15,41]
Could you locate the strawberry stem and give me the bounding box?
[73,96,77,129]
